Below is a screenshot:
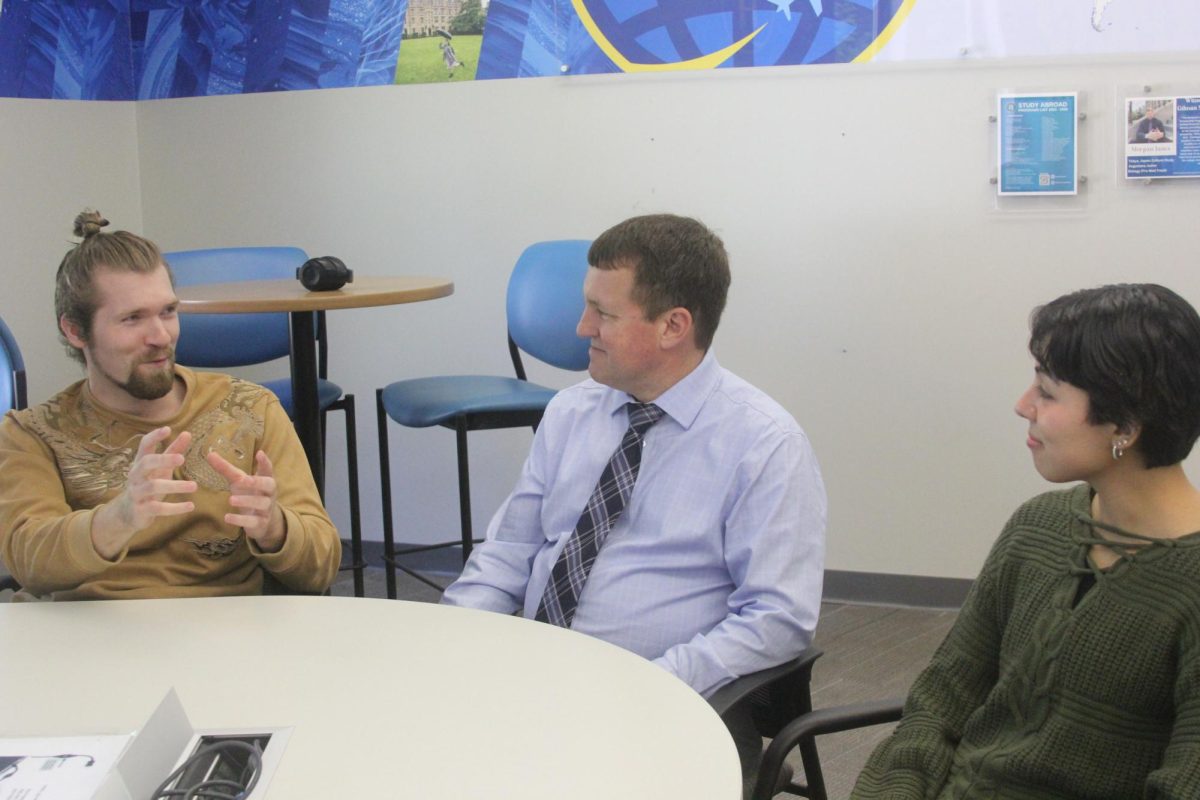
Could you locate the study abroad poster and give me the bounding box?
[998,93,1078,196]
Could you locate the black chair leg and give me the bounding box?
[798,738,827,800]
[327,395,366,598]
[317,409,328,499]
[796,680,826,799]
[377,389,398,600]
[342,395,364,598]
[455,419,473,563]
[376,407,496,595]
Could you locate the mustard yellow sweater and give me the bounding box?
[0,367,340,599]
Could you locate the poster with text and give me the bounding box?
[1125,96,1200,180]
[998,93,1078,196]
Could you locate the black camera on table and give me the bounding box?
[296,256,353,291]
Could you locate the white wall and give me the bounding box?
[8,52,1200,580]
[0,99,143,403]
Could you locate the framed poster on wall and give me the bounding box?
[997,92,1078,196]
[1125,95,1200,180]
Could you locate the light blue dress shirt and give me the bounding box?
[442,351,827,697]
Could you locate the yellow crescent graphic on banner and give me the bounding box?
[852,0,918,62]
[572,0,766,72]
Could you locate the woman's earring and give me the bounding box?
[1112,439,1128,460]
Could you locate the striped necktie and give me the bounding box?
[535,402,665,628]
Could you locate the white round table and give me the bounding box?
[0,596,740,798]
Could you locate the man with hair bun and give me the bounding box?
[0,210,341,599]
[442,214,827,795]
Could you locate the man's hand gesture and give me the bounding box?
[92,427,197,559]
[208,449,287,553]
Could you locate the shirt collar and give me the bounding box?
[602,350,720,431]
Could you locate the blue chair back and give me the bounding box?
[0,315,27,413]
[166,247,307,368]
[506,240,591,371]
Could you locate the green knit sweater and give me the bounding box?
[852,485,1200,799]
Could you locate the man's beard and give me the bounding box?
[119,351,176,400]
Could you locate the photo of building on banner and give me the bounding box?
[997,93,1078,196]
[1125,96,1200,180]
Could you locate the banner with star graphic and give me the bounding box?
[0,0,1197,99]
[476,0,911,79]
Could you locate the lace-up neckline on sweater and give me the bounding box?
[1069,493,1200,578]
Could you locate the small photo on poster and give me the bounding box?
[1126,98,1176,151]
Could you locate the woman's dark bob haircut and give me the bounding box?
[1030,283,1200,468]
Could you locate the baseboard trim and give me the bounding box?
[347,541,972,610]
[823,569,971,610]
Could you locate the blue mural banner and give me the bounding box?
[2,0,1199,99]
[477,0,911,79]
[0,0,407,98]
[0,0,134,99]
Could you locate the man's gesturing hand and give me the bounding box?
[207,449,286,553]
[92,427,197,559]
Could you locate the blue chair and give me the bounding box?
[376,240,592,598]
[0,315,27,415]
[0,315,26,594]
[165,247,366,597]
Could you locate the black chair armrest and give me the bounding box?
[752,698,905,800]
[707,647,824,718]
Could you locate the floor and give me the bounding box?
[331,566,958,799]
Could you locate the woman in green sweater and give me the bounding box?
[852,284,1200,799]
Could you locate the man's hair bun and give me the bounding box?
[73,209,110,239]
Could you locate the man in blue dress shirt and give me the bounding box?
[442,214,826,790]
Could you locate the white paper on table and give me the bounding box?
[0,735,131,800]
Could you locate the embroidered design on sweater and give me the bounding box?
[18,394,139,506]
[186,379,267,491]
[185,536,241,559]
[17,377,268,506]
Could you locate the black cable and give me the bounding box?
[52,754,97,766]
[150,740,262,800]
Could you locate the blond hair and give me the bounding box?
[55,209,170,364]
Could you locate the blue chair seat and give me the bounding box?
[262,378,346,418]
[380,376,558,428]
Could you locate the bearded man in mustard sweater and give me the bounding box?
[0,210,340,600]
